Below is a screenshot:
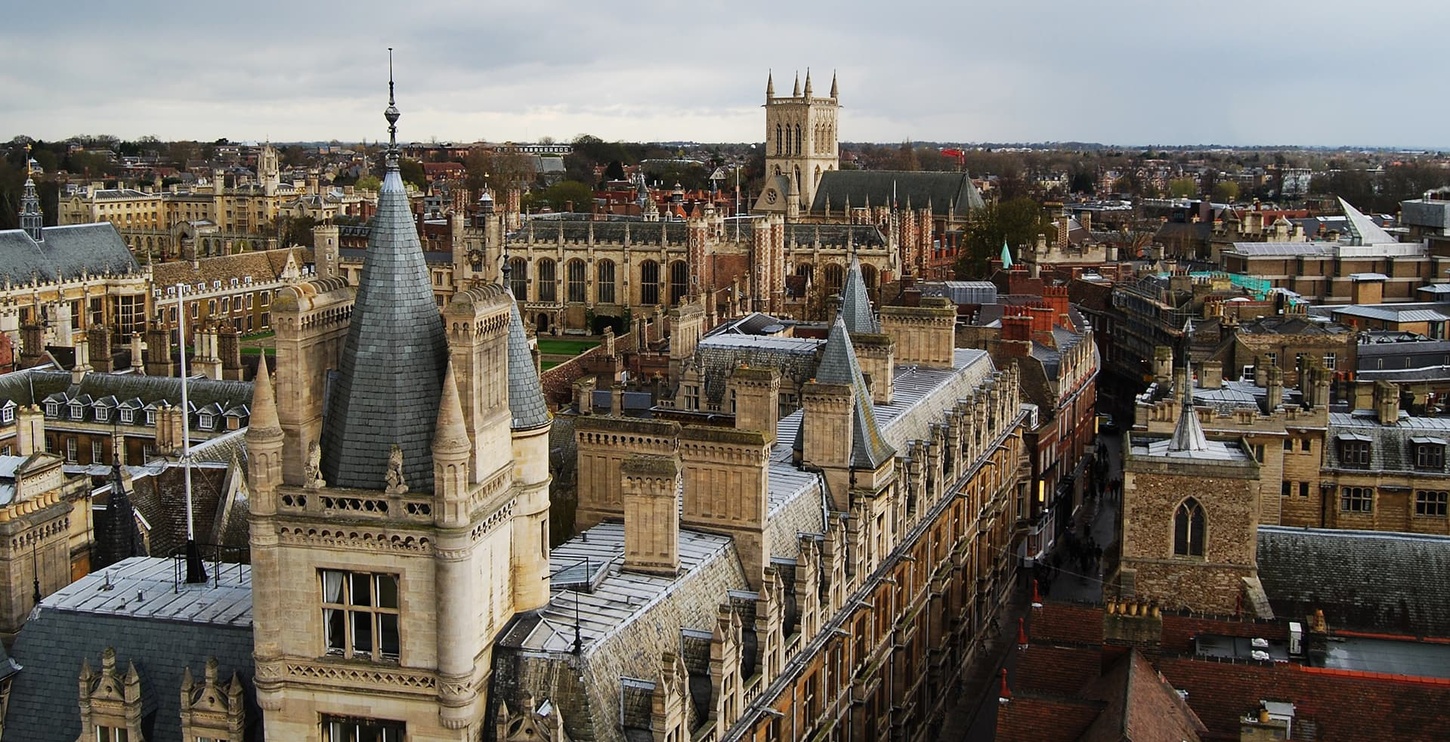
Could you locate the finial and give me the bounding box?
[384,47,401,168]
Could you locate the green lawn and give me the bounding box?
[536,339,599,356]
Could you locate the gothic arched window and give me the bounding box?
[795,124,803,155]
[537,258,557,303]
[507,257,527,299]
[775,124,783,156]
[1174,498,1206,557]
[823,263,845,296]
[597,259,616,304]
[640,260,661,306]
[566,259,586,303]
[668,260,689,306]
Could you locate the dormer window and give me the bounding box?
[145,409,157,426]
[120,408,134,425]
[45,401,59,418]
[69,403,85,421]
[1413,438,1445,471]
[198,412,215,431]
[0,405,13,424]
[1337,434,1371,469]
[95,407,110,423]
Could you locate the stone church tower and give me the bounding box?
[1115,369,1268,617]
[248,74,552,740]
[758,70,840,216]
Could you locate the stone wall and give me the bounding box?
[539,332,633,407]
[1119,458,1260,615]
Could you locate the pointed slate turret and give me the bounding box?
[320,81,449,492]
[507,288,550,430]
[1168,359,1208,453]
[840,256,880,335]
[96,461,143,569]
[815,314,894,469]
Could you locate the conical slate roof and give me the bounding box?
[1167,376,1208,453]
[815,314,894,469]
[840,256,880,335]
[320,164,449,491]
[507,290,550,430]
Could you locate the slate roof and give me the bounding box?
[0,369,253,424]
[693,334,822,405]
[506,218,692,247]
[1258,526,1450,638]
[1325,411,1450,473]
[809,170,985,216]
[783,223,887,249]
[838,257,879,335]
[5,557,255,742]
[507,289,550,430]
[0,223,140,284]
[811,316,894,469]
[320,165,449,492]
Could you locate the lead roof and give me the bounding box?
[320,165,449,492]
[0,223,140,284]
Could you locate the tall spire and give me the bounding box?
[792,71,801,97]
[319,53,449,492]
[384,47,401,168]
[803,68,813,97]
[830,70,838,99]
[20,145,42,242]
[766,70,775,98]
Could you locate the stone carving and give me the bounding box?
[385,444,408,494]
[303,441,326,490]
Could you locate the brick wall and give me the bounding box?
[538,332,632,407]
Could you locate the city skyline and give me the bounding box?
[4,1,1449,149]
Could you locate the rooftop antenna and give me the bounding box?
[178,285,207,584]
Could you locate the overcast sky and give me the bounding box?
[3,1,1446,148]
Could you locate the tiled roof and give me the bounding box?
[151,247,307,286]
[809,170,986,216]
[320,166,449,491]
[0,223,139,284]
[5,557,254,742]
[1258,526,1450,637]
[1326,411,1450,472]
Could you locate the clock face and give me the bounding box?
[765,188,778,205]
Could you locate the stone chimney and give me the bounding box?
[71,338,91,384]
[15,405,44,456]
[1254,358,1268,387]
[1200,360,1223,390]
[1374,380,1401,424]
[851,333,895,405]
[219,325,243,380]
[130,333,144,373]
[1302,362,1330,409]
[19,324,45,369]
[192,324,222,380]
[621,454,681,576]
[727,366,780,444]
[680,426,770,589]
[610,383,625,417]
[87,325,112,373]
[1153,346,1174,386]
[574,377,597,414]
[145,327,174,377]
[1262,366,1283,414]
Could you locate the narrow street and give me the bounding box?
[936,432,1124,741]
